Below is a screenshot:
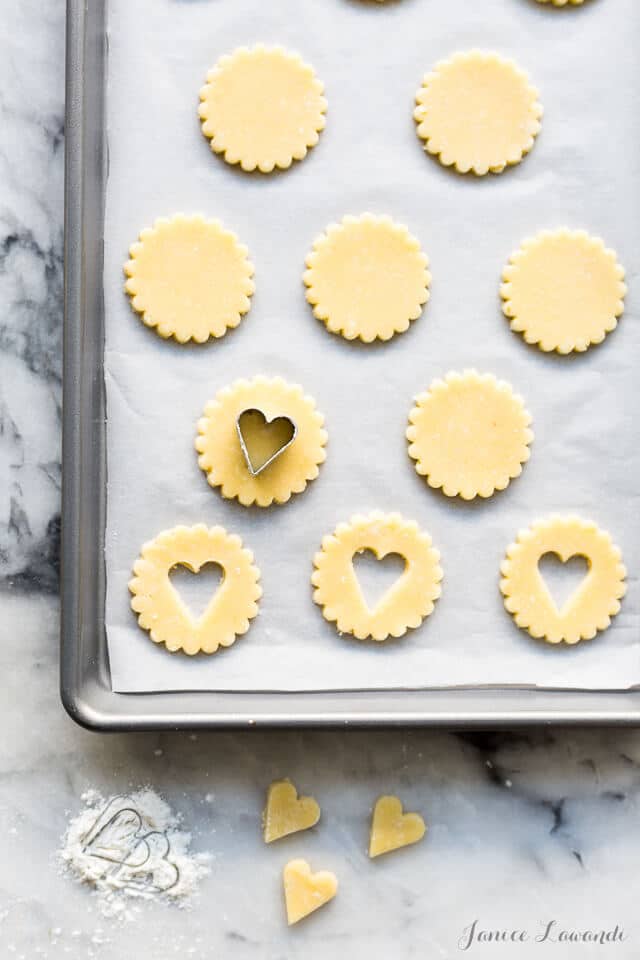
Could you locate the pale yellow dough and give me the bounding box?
[196,377,327,508]
[500,517,626,645]
[283,859,337,926]
[304,214,431,342]
[124,215,254,343]
[501,229,626,354]
[414,51,543,176]
[199,45,327,173]
[312,513,443,642]
[263,780,321,843]
[407,371,533,501]
[369,796,426,859]
[129,525,261,656]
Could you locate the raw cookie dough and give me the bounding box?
[124,215,255,343]
[501,229,626,354]
[129,525,261,656]
[369,796,426,859]
[414,51,543,175]
[500,516,626,645]
[283,859,338,926]
[407,371,533,501]
[196,377,327,507]
[199,45,327,173]
[263,780,321,843]
[304,214,430,342]
[312,512,443,641]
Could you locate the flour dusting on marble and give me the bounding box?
[59,788,210,920]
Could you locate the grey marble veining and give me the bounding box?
[1,1,640,957]
[0,0,64,592]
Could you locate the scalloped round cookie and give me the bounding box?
[312,512,443,642]
[304,214,430,342]
[129,525,262,656]
[501,229,626,354]
[414,51,543,175]
[199,45,327,173]
[124,215,255,343]
[500,516,626,645]
[196,376,327,508]
[407,371,533,501]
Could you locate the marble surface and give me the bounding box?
[1,1,640,957]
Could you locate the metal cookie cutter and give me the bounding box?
[80,795,180,893]
[236,408,298,477]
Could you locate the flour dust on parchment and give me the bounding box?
[59,788,210,920]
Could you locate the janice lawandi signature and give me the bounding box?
[459,919,626,951]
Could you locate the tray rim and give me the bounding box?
[60,0,640,730]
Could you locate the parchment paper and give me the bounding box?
[104,0,640,693]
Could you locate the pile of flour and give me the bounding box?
[59,788,210,920]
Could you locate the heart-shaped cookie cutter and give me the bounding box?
[236,407,298,477]
[80,795,180,893]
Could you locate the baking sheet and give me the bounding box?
[104,0,640,694]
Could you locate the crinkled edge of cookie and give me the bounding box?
[407,370,534,501]
[501,229,626,354]
[195,376,328,507]
[199,45,327,173]
[129,523,262,655]
[312,511,443,641]
[124,214,255,343]
[303,213,431,343]
[414,50,543,176]
[500,515,626,645]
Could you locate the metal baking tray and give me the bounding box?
[61,0,640,729]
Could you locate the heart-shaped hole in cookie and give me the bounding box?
[237,408,297,476]
[538,552,590,614]
[169,561,224,621]
[352,549,407,612]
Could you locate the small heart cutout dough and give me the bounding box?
[283,858,338,925]
[237,408,296,475]
[263,780,321,843]
[537,552,589,615]
[369,795,426,859]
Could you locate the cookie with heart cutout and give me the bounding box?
[312,512,443,642]
[129,524,261,655]
[196,376,327,507]
[500,516,626,645]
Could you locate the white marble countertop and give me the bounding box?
[1,1,640,957]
